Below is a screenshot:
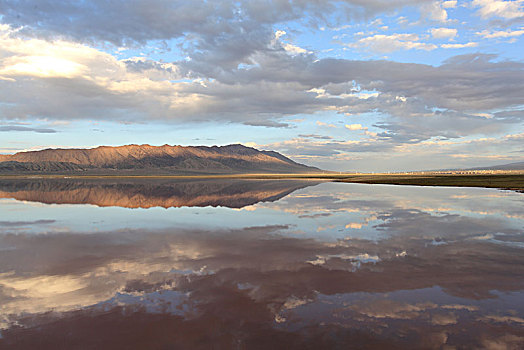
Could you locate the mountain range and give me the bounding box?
[467,161,524,171]
[0,144,320,174]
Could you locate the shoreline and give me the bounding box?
[0,173,523,191]
[333,174,524,192]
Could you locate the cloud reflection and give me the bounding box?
[0,222,523,348]
[0,182,522,348]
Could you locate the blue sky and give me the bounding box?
[0,0,523,171]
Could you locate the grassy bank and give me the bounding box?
[334,174,524,192]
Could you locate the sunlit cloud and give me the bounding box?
[345,124,368,131]
[347,33,438,53]
[430,27,457,39]
[0,0,521,170]
[440,41,478,48]
[476,27,524,38]
[472,0,524,20]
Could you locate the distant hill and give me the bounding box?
[0,144,321,174]
[467,161,524,171]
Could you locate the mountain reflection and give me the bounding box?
[0,178,319,209]
[0,182,523,349]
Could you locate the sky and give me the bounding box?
[0,0,523,172]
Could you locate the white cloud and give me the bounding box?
[0,36,98,79]
[316,121,337,128]
[0,0,521,171]
[282,43,309,55]
[275,29,310,55]
[430,27,458,39]
[472,0,524,19]
[442,0,458,8]
[0,56,86,78]
[348,33,438,53]
[243,142,258,148]
[441,41,478,48]
[275,30,287,40]
[0,19,521,153]
[0,26,209,123]
[397,16,409,25]
[422,1,450,22]
[355,92,380,99]
[476,28,524,38]
[345,124,368,131]
[370,18,384,26]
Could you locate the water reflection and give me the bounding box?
[0,178,319,209]
[0,181,523,349]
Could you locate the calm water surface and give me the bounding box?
[0,179,523,349]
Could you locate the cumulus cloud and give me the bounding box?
[430,27,458,39]
[421,1,450,22]
[0,0,522,166]
[476,27,524,38]
[441,41,478,48]
[347,33,438,53]
[316,121,338,128]
[345,124,368,131]
[472,0,524,20]
[442,0,457,8]
[261,130,524,171]
[0,0,433,45]
[0,19,522,141]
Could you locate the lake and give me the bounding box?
[0,178,523,349]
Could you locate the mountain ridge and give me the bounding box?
[466,161,524,171]
[0,144,321,174]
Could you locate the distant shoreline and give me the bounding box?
[333,174,524,192]
[0,173,523,192]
